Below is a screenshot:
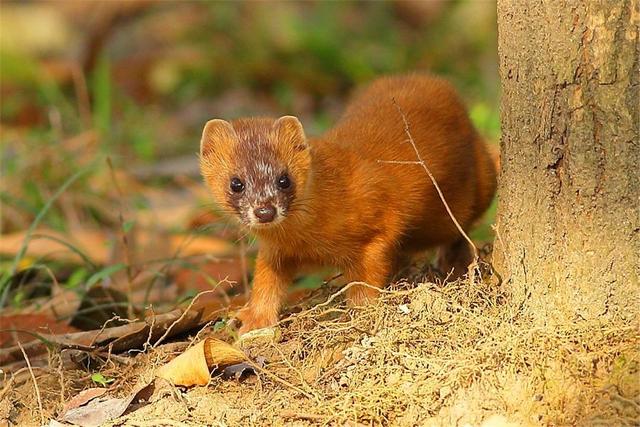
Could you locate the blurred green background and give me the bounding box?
[0,0,499,314]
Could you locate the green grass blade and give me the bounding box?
[0,165,93,307]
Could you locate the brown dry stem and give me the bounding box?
[17,341,44,425]
[382,99,481,281]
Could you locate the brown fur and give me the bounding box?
[200,74,497,333]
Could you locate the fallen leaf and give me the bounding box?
[61,388,107,413]
[59,382,153,426]
[237,327,280,348]
[0,228,110,264]
[174,258,244,295]
[222,356,265,380]
[0,227,233,267]
[156,338,246,386]
[221,362,254,380]
[168,233,233,257]
[0,313,79,348]
[61,397,132,426]
[0,294,247,367]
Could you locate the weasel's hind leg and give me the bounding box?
[436,238,474,280]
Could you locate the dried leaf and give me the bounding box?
[0,227,233,268]
[0,295,247,367]
[168,234,233,257]
[221,356,264,380]
[0,228,110,264]
[60,397,132,427]
[156,338,246,386]
[174,258,244,295]
[61,388,107,413]
[59,382,153,426]
[0,313,79,347]
[221,362,254,380]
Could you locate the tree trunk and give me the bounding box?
[495,0,639,322]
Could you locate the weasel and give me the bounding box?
[199,74,497,334]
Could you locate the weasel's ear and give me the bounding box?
[200,119,237,157]
[272,115,308,151]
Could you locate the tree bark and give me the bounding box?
[495,1,639,322]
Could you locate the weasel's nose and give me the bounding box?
[254,205,276,223]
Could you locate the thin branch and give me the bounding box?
[90,315,138,347]
[246,359,318,402]
[376,160,424,165]
[281,410,326,422]
[18,341,44,425]
[124,419,193,427]
[278,281,388,326]
[391,99,479,263]
[153,289,216,348]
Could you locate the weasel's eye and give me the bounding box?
[277,174,291,190]
[230,177,245,193]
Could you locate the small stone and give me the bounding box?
[386,372,401,385]
[439,385,452,399]
[398,304,411,314]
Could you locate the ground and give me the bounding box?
[3,271,638,426]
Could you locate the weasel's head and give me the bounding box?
[199,116,311,230]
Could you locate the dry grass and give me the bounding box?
[3,274,639,426]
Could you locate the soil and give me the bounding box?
[2,274,638,426]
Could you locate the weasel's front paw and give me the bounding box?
[235,306,278,335]
[346,283,381,308]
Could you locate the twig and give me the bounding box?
[17,341,44,425]
[71,63,92,129]
[0,303,217,366]
[491,223,507,267]
[392,99,477,258]
[246,359,318,402]
[0,367,26,400]
[55,352,66,408]
[143,306,157,352]
[90,315,138,347]
[279,281,389,326]
[153,290,216,348]
[106,157,136,319]
[269,342,319,400]
[281,410,326,422]
[187,320,215,351]
[124,419,193,427]
[385,99,480,280]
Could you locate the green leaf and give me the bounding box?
[66,268,89,289]
[122,219,135,234]
[91,373,115,387]
[213,319,227,332]
[86,263,126,289]
[92,53,112,137]
[0,166,93,307]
